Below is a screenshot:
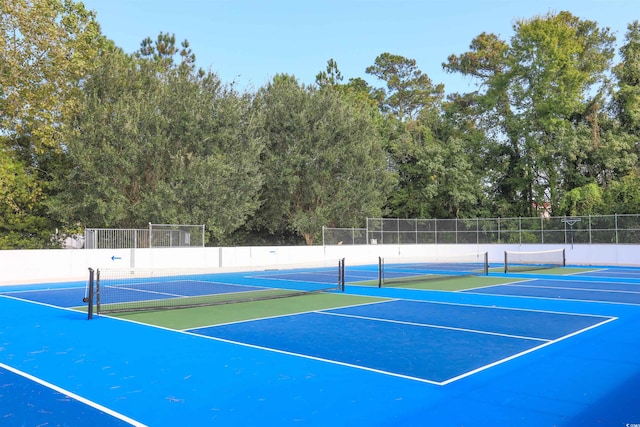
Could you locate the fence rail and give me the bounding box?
[322,215,640,246]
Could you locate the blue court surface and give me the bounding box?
[2,264,640,426]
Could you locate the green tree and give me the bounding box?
[613,21,640,136]
[50,40,263,242]
[445,12,617,216]
[0,0,103,148]
[602,170,640,214]
[315,58,343,87]
[363,52,483,219]
[444,32,529,216]
[366,53,444,121]
[136,31,199,75]
[0,0,104,248]
[510,12,615,211]
[0,140,53,248]
[384,108,485,219]
[560,182,604,216]
[250,74,394,244]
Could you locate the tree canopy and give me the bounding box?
[48,41,264,242]
[2,4,640,248]
[248,74,394,245]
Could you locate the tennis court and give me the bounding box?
[2,261,640,426]
[463,267,640,305]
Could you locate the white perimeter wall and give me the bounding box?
[1,244,639,286]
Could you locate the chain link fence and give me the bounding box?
[84,224,205,249]
[322,215,640,245]
[321,227,368,245]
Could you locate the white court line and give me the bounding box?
[438,316,617,385]
[317,310,550,342]
[378,294,614,319]
[182,299,617,386]
[461,277,534,292]
[180,330,445,385]
[507,283,640,295]
[182,310,616,387]
[182,299,392,330]
[0,285,86,294]
[519,276,640,285]
[564,268,609,276]
[463,277,640,305]
[0,362,146,427]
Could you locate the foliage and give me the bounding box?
[602,170,640,214]
[560,182,604,216]
[49,43,263,242]
[0,142,54,248]
[0,0,104,248]
[444,11,619,216]
[613,21,640,136]
[3,4,640,248]
[0,0,104,148]
[366,53,444,121]
[249,74,395,244]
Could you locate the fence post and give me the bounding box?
[476,218,479,245]
[519,217,522,245]
[455,218,458,244]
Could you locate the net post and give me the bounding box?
[378,256,383,288]
[96,269,101,315]
[504,251,508,274]
[562,248,566,267]
[86,268,94,320]
[340,258,346,292]
[484,252,489,275]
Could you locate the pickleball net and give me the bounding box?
[504,248,566,273]
[378,252,488,287]
[87,260,345,315]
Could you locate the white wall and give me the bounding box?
[1,244,639,285]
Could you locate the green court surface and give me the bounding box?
[114,292,386,330]
[375,275,522,291]
[511,266,596,275]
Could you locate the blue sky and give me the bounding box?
[81,0,638,94]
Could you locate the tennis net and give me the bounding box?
[90,262,344,315]
[504,249,566,273]
[378,252,489,287]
